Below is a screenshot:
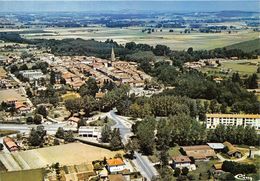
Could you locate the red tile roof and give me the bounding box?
[107,158,125,167]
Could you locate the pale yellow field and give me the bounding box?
[15,143,123,168]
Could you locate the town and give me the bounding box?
[0,1,260,181]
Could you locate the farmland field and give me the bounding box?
[201,58,260,76]
[226,38,260,53]
[1,27,258,50]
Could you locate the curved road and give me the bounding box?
[108,110,159,181]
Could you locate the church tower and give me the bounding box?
[111,47,115,62]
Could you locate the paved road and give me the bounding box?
[108,110,133,144]
[108,110,159,181]
[0,122,68,135]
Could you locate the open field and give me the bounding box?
[0,168,44,181]
[0,143,123,171]
[201,58,260,76]
[1,27,258,50]
[226,38,260,53]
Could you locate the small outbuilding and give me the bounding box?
[223,141,242,158]
[207,143,225,151]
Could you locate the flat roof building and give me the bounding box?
[78,126,101,138]
[19,69,45,81]
[206,113,260,130]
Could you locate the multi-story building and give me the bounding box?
[78,126,102,138]
[206,113,260,130]
[19,69,45,81]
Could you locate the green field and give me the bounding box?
[201,59,260,76]
[1,27,258,50]
[0,168,44,181]
[226,38,260,52]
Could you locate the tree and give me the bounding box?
[19,64,28,70]
[55,127,65,139]
[10,65,18,73]
[209,99,219,113]
[125,139,139,159]
[64,98,82,115]
[136,117,156,155]
[245,73,258,89]
[28,126,46,146]
[187,47,193,54]
[53,139,60,145]
[50,70,56,85]
[153,44,171,56]
[257,66,260,73]
[101,124,111,143]
[60,77,66,85]
[26,88,33,98]
[231,72,241,84]
[82,95,96,116]
[159,149,169,166]
[54,162,61,181]
[36,105,48,118]
[174,168,181,177]
[182,167,189,176]
[64,130,74,142]
[79,78,99,97]
[34,114,42,124]
[159,166,174,181]
[110,128,122,149]
[26,116,34,124]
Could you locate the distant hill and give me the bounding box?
[225,38,260,53]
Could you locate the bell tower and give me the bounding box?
[111,47,115,62]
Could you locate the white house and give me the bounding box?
[78,126,101,138]
[107,158,126,173]
[19,69,45,81]
[172,156,192,169]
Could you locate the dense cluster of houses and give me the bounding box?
[48,48,151,90]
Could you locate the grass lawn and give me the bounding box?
[0,168,44,181]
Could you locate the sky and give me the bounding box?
[0,1,259,12]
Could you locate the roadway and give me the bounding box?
[108,110,159,181]
[108,110,133,145]
[0,122,68,135]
